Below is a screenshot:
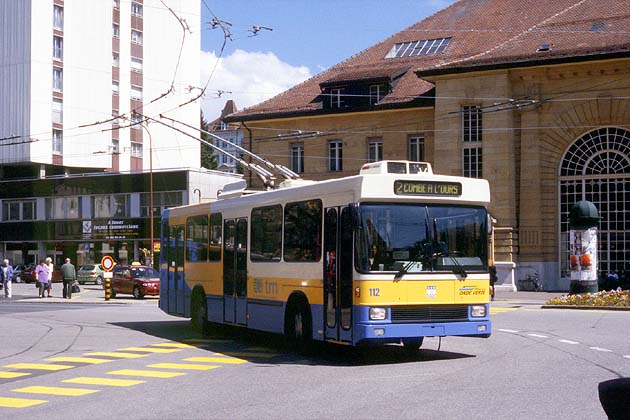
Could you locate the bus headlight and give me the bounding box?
[369,307,387,320]
[471,305,487,317]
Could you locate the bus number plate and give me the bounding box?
[369,288,380,297]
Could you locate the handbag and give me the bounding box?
[71,282,80,293]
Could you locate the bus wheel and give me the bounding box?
[285,299,312,353]
[191,289,209,335]
[402,337,424,353]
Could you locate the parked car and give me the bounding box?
[110,264,159,299]
[77,264,106,285]
[12,264,31,283]
[21,265,61,283]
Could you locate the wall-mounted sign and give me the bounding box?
[394,180,462,197]
[88,219,142,240]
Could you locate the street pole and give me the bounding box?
[140,120,154,268]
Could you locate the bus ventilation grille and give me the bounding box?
[390,305,469,323]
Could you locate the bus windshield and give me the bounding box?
[356,204,488,273]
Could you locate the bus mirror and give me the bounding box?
[487,214,495,235]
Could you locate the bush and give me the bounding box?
[546,289,630,307]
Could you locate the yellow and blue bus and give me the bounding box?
[159,161,492,350]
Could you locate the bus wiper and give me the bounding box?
[435,251,467,278]
[394,255,423,280]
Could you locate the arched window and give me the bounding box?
[559,127,630,277]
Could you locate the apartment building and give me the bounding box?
[0,0,240,267]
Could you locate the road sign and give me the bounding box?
[101,256,115,272]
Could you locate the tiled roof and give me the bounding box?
[228,0,630,121]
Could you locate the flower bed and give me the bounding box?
[545,289,630,307]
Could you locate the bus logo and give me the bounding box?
[426,285,437,299]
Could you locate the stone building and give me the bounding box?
[226,0,630,291]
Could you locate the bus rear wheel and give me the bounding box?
[285,299,312,353]
[191,289,209,335]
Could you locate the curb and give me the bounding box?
[541,305,630,311]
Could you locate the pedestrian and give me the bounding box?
[60,257,76,299]
[1,259,14,298]
[35,260,49,298]
[45,257,54,297]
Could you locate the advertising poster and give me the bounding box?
[569,227,598,282]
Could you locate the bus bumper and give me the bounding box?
[354,320,492,345]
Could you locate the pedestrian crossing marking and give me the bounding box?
[0,372,31,379]
[119,347,181,354]
[12,386,99,397]
[46,357,112,364]
[63,377,145,387]
[107,369,186,378]
[215,352,277,359]
[151,343,195,349]
[84,352,147,359]
[147,363,220,371]
[120,347,181,353]
[184,357,247,365]
[490,307,519,314]
[0,397,47,408]
[183,338,233,344]
[4,363,75,371]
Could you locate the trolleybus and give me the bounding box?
[159,161,492,350]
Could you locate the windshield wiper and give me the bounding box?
[434,251,467,278]
[394,255,423,279]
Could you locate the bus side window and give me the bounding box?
[209,213,222,261]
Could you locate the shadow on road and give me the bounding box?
[110,319,476,367]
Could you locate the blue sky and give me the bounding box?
[198,0,458,119]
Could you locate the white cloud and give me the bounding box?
[200,49,311,121]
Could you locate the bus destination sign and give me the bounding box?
[394,180,462,197]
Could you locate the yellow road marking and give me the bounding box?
[184,357,247,365]
[216,352,277,359]
[119,347,181,353]
[0,397,47,408]
[63,377,145,387]
[12,386,98,396]
[4,363,74,371]
[108,369,186,378]
[147,363,220,371]
[84,352,147,359]
[183,338,233,344]
[46,357,112,364]
[490,307,519,314]
[151,343,195,349]
[0,372,31,379]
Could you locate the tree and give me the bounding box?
[200,111,218,170]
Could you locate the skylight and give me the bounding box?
[385,38,451,58]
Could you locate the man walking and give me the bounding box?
[60,258,76,299]
[1,259,14,298]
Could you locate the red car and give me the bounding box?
[110,264,159,299]
[21,265,61,283]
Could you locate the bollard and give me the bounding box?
[104,277,111,301]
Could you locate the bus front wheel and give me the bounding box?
[402,337,424,353]
[285,298,312,353]
[191,289,209,335]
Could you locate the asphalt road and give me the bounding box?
[0,286,628,419]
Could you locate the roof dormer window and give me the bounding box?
[385,37,451,58]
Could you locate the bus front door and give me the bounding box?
[323,207,353,344]
[223,218,248,325]
[168,225,185,316]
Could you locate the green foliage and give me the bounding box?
[546,289,630,307]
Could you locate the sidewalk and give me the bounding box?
[1,282,156,304]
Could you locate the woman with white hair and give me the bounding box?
[45,257,54,297]
[1,259,13,298]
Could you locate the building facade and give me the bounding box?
[208,100,244,174]
[0,0,239,268]
[0,0,201,173]
[227,0,630,291]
